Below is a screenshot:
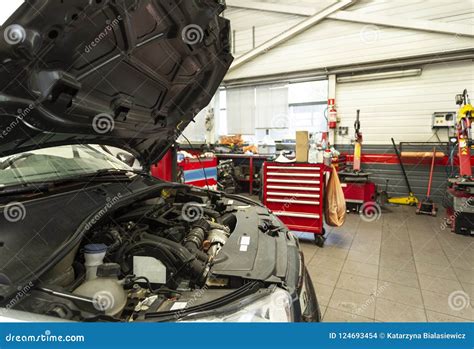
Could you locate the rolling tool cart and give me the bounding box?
[262,162,326,246]
[338,110,377,212]
[445,89,474,235]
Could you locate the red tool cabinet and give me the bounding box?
[263,162,326,240]
[178,157,218,189]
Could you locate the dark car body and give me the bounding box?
[0,0,320,322]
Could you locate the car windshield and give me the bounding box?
[0,145,134,187]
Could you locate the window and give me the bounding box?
[222,79,328,141]
[289,80,328,105]
[278,80,329,140]
[226,86,256,135]
[289,104,328,133]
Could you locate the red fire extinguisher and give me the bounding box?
[328,99,337,129]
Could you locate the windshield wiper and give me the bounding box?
[0,169,143,197]
[68,168,147,183]
[91,168,143,177]
[0,183,51,197]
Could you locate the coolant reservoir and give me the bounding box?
[84,244,107,281]
[74,263,127,317]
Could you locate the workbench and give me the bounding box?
[215,153,273,194]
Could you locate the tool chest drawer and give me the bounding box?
[262,162,325,234]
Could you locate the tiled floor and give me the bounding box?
[299,206,474,322]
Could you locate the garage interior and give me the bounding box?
[0,0,472,325]
[153,0,474,322]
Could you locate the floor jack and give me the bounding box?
[445,89,474,236]
[388,138,419,206]
[416,147,438,216]
[339,110,377,212]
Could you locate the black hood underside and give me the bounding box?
[0,0,232,167]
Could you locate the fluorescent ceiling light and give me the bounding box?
[337,69,422,83]
[0,1,24,26]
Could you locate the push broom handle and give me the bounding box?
[391,138,414,194]
[426,147,436,198]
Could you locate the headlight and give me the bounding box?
[181,288,294,322]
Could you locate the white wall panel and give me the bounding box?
[335,60,474,145]
[224,7,303,57]
[234,28,253,56]
[224,7,301,31]
[348,0,473,22]
[225,19,474,80]
[224,0,474,81]
[254,19,302,47]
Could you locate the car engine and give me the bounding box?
[14,188,246,322]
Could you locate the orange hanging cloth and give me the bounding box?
[324,165,346,227]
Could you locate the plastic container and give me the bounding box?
[84,244,107,281]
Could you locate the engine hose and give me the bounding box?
[182,219,211,262]
[217,213,236,230]
[140,233,195,264]
[184,244,208,263]
[105,229,122,253]
[183,228,206,260]
[203,208,220,219]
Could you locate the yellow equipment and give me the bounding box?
[388,192,419,206]
[387,138,419,206]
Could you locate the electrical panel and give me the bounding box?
[432,112,455,129]
[338,126,349,136]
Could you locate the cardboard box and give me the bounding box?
[296,131,309,162]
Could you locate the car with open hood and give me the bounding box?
[0,0,320,322]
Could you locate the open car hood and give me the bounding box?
[0,0,232,168]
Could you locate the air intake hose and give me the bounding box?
[183,219,210,262]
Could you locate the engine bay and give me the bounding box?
[10,187,287,322]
